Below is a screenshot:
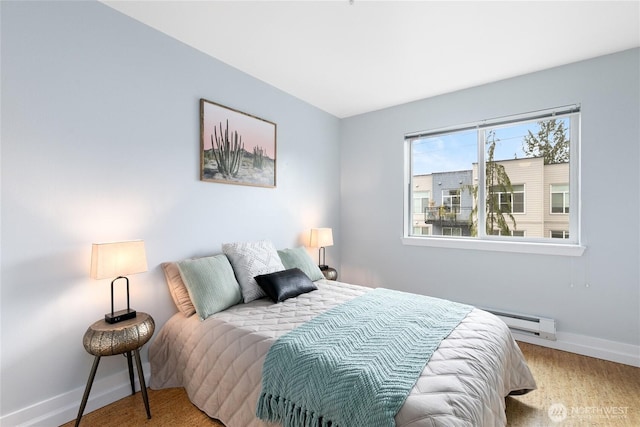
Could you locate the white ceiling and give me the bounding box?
[103,1,640,118]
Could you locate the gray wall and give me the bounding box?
[341,48,640,348]
[1,1,340,420]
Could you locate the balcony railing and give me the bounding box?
[423,206,473,226]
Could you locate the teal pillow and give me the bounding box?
[177,255,242,320]
[277,247,325,281]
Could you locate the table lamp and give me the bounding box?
[309,228,333,270]
[90,240,148,324]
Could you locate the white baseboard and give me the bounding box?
[514,331,640,367]
[0,362,151,427]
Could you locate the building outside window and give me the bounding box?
[405,106,579,247]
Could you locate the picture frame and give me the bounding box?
[200,98,276,188]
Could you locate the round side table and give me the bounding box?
[75,312,155,427]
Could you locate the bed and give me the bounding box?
[149,242,536,427]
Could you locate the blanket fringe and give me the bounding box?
[256,392,334,427]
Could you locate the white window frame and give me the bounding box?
[402,105,585,257]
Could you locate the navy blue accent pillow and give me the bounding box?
[254,268,318,303]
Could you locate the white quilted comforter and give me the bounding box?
[149,280,536,427]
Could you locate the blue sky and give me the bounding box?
[411,118,569,175]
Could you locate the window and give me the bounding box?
[442,189,461,213]
[491,184,525,214]
[551,184,569,213]
[413,225,432,236]
[491,229,526,237]
[551,230,569,239]
[404,105,581,253]
[443,227,462,236]
[413,191,430,214]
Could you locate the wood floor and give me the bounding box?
[63,342,640,427]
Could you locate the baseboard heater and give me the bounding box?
[484,308,557,341]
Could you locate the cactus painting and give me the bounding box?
[212,120,244,178]
[253,146,265,169]
[200,98,276,188]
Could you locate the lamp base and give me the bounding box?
[105,308,137,324]
[319,265,338,281]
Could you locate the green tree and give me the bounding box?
[522,118,569,164]
[466,130,516,236]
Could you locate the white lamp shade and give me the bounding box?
[310,228,334,248]
[90,240,148,279]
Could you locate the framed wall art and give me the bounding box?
[200,98,276,188]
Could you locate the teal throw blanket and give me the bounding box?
[256,288,473,427]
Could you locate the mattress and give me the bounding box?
[149,280,536,426]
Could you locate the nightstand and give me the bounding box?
[75,312,155,426]
[321,266,338,280]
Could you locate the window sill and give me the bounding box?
[401,236,586,256]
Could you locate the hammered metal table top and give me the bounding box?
[83,312,155,356]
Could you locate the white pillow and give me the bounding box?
[222,240,285,302]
